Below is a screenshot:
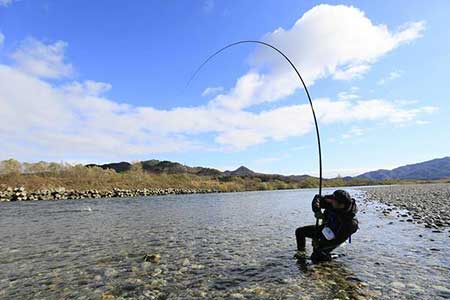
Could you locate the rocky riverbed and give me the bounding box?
[0,186,220,202]
[361,183,450,231]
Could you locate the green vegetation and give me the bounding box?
[0,159,448,194]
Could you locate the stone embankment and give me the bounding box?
[0,187,220,202]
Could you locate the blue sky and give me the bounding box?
[0,0,449,177]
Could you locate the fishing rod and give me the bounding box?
[187,40,323,247]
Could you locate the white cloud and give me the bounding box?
[0,58,436,159]
[0,68,437,158]
[11,38,73,79]
[377,70,402,85]
[201,86,224,97]
[333,64,371,80]
[0,32,4,46]
[0,5,434,161]
[63,80,112,96]
[212,4,425,111]
[338,86,360,100]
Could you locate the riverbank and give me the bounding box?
[361,183,450,230]
[0,187,222,202]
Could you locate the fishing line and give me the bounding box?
[187,40,323,197]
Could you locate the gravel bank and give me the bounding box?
[361,183,450,230]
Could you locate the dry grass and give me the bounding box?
[1,161,447,193]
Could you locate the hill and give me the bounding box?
[357,157,450,180]
[86,156,450,181]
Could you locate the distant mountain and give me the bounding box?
[86,161,132,172]
[86,161,315,182]
[224,166,257,177]
[87,160,223,176]
[357,157,450,180]
[86,156,450,182]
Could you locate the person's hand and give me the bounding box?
[312,194,322,212]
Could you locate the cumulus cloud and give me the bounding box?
[212,4,425,110]
[11,38,73,79]
[0,5,435,161]
[0,60,436,157]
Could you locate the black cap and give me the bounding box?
[332,190,352,207]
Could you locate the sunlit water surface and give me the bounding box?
[0,188,449,299]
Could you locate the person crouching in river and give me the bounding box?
[295,190,359,263]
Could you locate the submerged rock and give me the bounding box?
[143,253,161,263]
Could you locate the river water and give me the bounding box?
[0,188,449,299]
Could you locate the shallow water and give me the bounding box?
[0,188,449,299]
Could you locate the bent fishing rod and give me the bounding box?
[187,40,323,247]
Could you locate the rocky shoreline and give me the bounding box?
[0,186,221,202]
[361,183,450,231]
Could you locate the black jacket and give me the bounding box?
[312,195,359,245]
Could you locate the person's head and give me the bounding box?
[328,190,352,210]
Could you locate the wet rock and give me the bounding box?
[104,268,118,278]
[191,264,205,270]
[229,293,244,299]
[433,285,450,298]
[101,292,115,300]
[142,262,153,272]
[181,258,190,266]
[391,281,406,289]
[151,268,162,277]
[143,253,161,263]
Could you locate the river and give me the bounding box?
[0,188,449,299]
